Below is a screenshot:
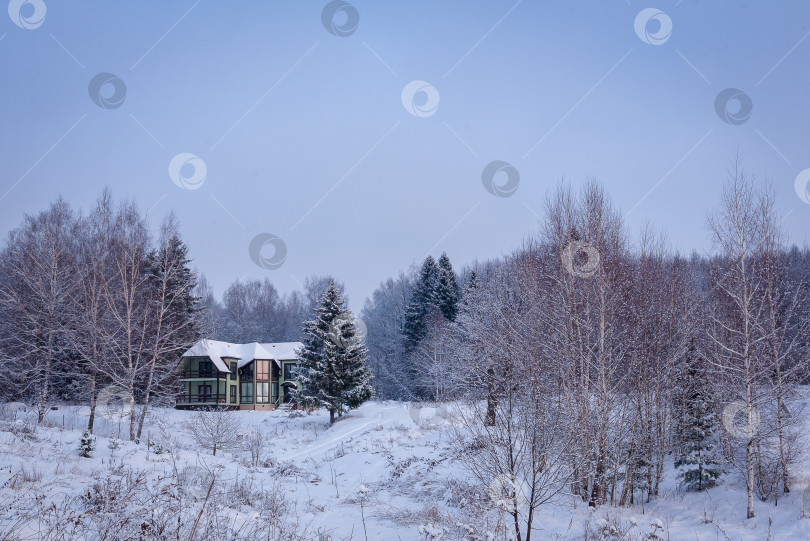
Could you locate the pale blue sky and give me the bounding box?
[2,1,809,311]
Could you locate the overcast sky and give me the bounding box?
[2,0,809,312]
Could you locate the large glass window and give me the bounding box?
[229,361,237,380]
[284,363,297,381]
[256,382,269,404]
[256,360,270,380]
[240,382,253,404]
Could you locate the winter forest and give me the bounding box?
[1,163,809,539]
[5,1,810,539]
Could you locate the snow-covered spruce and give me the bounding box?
[294,281,373,425]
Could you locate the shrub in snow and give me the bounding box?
[152,443,164,455]
[0,402,27,421]
[646,518,666,540]
[107,438,120,451]
[228,475,260,504]
[78,430,95,458]
[272,461,305,478]
[186,407,241,456]
[584,514,635,541]
[242,429,264,467]
[418,524,446,540]
[0,419,37,440]
[177,465,215,501]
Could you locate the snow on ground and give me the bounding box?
[0,397,809,540]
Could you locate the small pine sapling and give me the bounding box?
[78,430,95,458]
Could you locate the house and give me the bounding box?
[176,339,303,410]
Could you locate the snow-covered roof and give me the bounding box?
[182,339,302,372]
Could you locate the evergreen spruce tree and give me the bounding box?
[403,256,439,349]
[296,281,373,425]
[436,252,460,321]
[675,340,721,491]
[465,270,479,292]
[145,233,200,348]
[627,438,654,504]
[79,430,95,458]
[331,312,374,411]
[295,285,336,414]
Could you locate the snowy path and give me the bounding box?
[279,405,405,462]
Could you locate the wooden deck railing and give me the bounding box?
[176,393,228,404]
[179,370,227,379]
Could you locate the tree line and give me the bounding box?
[361,162,810,534]
[196,274,346,345]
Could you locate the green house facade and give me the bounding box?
[176,340,302,410]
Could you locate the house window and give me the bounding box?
[256,382,269,404]
[239,363,254,380]
[284,363,297,381]
[198,384,212,402]
[256,360,270,380]
[229,361,237,380]
[230,385,237,403]
[240,382,253,404]
[198,360,213,377]
[271,382,279,404]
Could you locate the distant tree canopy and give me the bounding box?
[197,274,346,344]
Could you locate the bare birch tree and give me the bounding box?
[70,190,116,433]
[707,160,769,519]
[99,201,152,441]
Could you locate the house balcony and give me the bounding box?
[179,370,228,379]
[176,393,228,407]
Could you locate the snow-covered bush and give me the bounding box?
[242,429,265,467]
[0,419,37,440]
[185,407,241,456]
[0,402,28,421]
[419,523,446,540]
[78,430,95,457]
